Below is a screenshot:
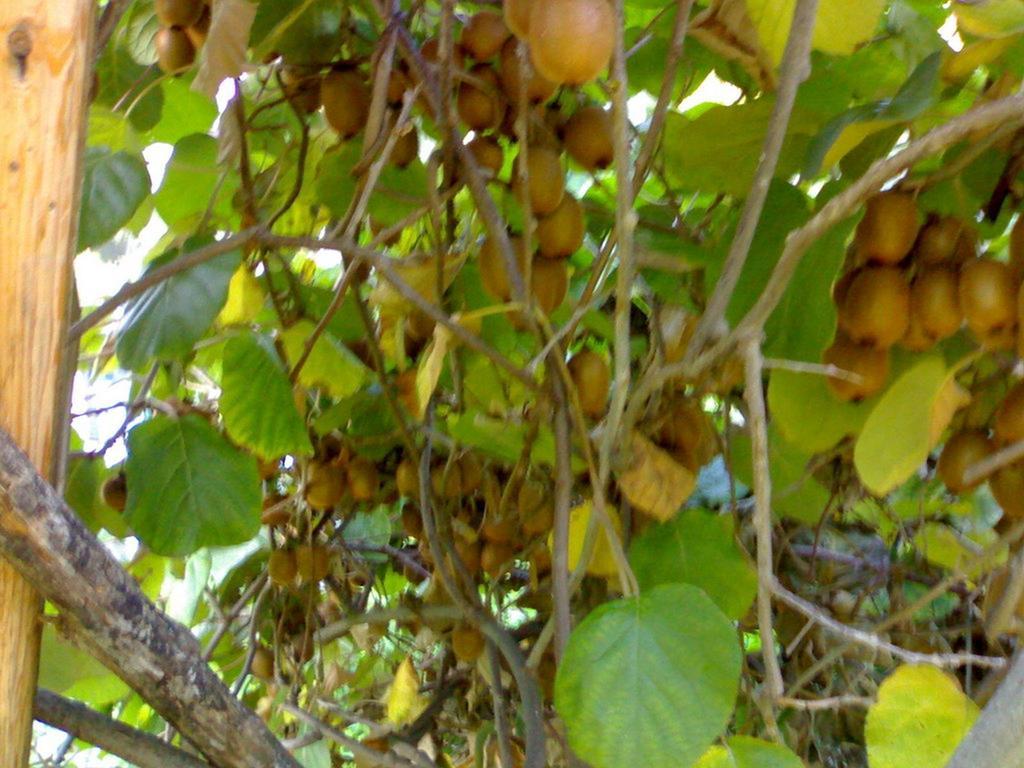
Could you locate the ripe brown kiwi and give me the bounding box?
[837,266,910,349]
[657,398,716,473]
[457,64,506,131]
[304,461,345,510]
[504,0,534,38]
[268,549,298,586]
[386,69,411,105]
[295,544,331,583]
[822,338,889,402]
[910,266,962,342]
[514,146,565,216]
[531,255,568,315]
[155,27,196,74]
[562,106,614,171]
[389,126,419,168]
[100,474,127,512]
[901,310,936,352]
[185,6,211,49]
[421,37,467,70]
[451,624,486,664]
[915,215,974,265]
[481,540,516,578]
[990,462,1024,521]
[958,257,1017,338]
[479,234,529,301]
[995,381,1024,445]
[431,463,464,499]
[462,11,512,61]
[468,135,504,177]
[347,456,379,502]
[937,429,993,493]
[854,192,920,265]
[498,38,557,104]
[536,194,584,259]
[568,349,610,418]
[321,69,371,139]
[458,453,483,495]
[251,647,275,681]
[396,458,419,498]
[518,478,554,536]
[155,0,204,27]
[528,0,615,85]
[280,65,322,114]
[454,536,482,576]
[481,513,518,544]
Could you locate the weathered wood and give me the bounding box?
[0,1,95,762]
[0,428,301,768]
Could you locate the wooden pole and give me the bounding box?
[0,1,94,763]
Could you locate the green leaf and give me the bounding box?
[768,370,873,453]
[65,457,127,537]
[629,509,757,620]
[343,506,393,561]
[148,78,218,145]
[166,550,212,625]
[854,356,949,496]
[220,332,313,460]
[154,133,239,229]
[125,414,262,556]
[747,0,887,64]
[555,584,741,768]
[865,665,979,768]
[77,148,150,251]
[956,0,1024,38]
[279,320,369,399]
[250,0,344,65]
[116,242,240,371]
[38,625,130,706]
[694,736,804,768]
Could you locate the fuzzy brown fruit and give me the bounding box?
[451,625,486,664]
[837,266,910,349]
[479,234,529,301]
[295,545,332,584]
[468,135,504,177]
[185,6,211,49]
[991,462,1024,521]
[321,69,371,139]
[528,0,615,85]
[458,453,483,495]
[854,192,920,265]
[462,11,512,60]
[504,0,533,38]
[518,478,554,536]
[347,456,379,502]
[155,27,196,74]
[568,349,610,419]
[910,266,962,342]
[499,38,557,104]
[657,398,717,473]
[515,146,565,216]
[916,215,974,264]
[280,65,322,114]
[457,65,506,131]
[454,537,482,576]
[937,429,993,494]
[481,540,516,578]
[155,0,204,28]
[959,257,1017,338]
[102,474,128,512]
[251,647,275,681]
[537,194,584,259]
[390,127,419,168]
[562,106,614,171]
[481,514,518,544]
[531,255,568,315]
[995,381,1024,445]
[268,549,298,586]
[396,458,419,497]
[305,461,345,510]
[822,338,889,402]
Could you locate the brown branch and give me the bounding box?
[34,689,208,768]
[552,390,573,661]
[93,0,131,63]
[0,428,299,768]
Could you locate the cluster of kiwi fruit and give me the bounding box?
[822,191,1024,401]
[153,0,211,75]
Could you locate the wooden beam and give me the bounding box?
[0,1,95,763]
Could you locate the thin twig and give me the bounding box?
[281,703,421,768]
[777,695,873,712]
[964,438,1024,487]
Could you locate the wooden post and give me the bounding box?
[0,1,94,763]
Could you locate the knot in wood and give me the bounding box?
[7,21,32,61]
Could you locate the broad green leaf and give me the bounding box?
[694,736,804,768]
[343,506,392,562]
[912,522,1005,579]
[854,357,953,496]
[38,625,129,706]
[77,148,150,251]
[768,370,872,453]
[746,0,887,65]
[125,414,262,556]
[65,457,127,537]
[116,243,240,371]
[280,320,369,399]
[555,584,741,768]
[250,0,344,64]
[154,133,239,229]
[220,332,313,460]
[148,78,218,145]
[166,550,212,625]
[93,41,164,133]
[865,665,979,768]
[630,509,757,620]
[956,0,1024,38]
[293,738,331,768]
[446,412,581,470]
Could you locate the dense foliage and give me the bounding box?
[41,0,1024,766]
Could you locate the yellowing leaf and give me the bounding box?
[217,266,265,326]
[280,321,369,399]
[913,522,1005,579]
[691,0,776,88]
[929,378,970,447]
[823,119,900,168]
[694,736,804,768]
[615,431,696,522]
[865,665,979,768]
[415,326,454,420]
[554,501,622,579]
[385,657,427,727]
[746,0,886,65]
[192,0,256,98]
[941,36,1020,82]
[956,0,1024,38]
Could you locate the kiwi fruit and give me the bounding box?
[958,257,1017,338]
[562,106,614,171]
[185,6,211,49]
[155,27,196,74]
[451,624,486,663]
[387,69,411,105]
[528,0,615,85]
[854,192,920,265]
[536,194,585,259]
[901,310,936,352]
[280,65,322,114]
[910,266,962,342]
[431,462,464,499]
[990,462,1024,521]
[101,474,128,512]
[261,495,292,527]
[822,338,889,402]
[518,478,554,535]
[656,398,716,473]
[568,349,610,418]
[454,536,482,576]
[268,549,298,586]
[531,255,568,315]
[462,11,511,60]
[304,461,345,510]
[405,310,436,343]
[995,381,1024,445]
[514,146,565,216]
[481,540,516,578]
[481,513,518,544]
[389,126,419,168]
[498,38,557,104]
[401,506,423,539]
[458,453,483,495]
[321,69,371,139]
[347,456,379,502]
[396,458,419,497]
[468,135,504,177]
[937,429,993,493]
[504,0,533,38]
[295,544,332,583]
[479,234,529,301]
[915,215,974,264]
[421,37,467,70]
[251,647,275,681]
[457,64,506,131]
[155,0,204,28]
[837,266,910,349]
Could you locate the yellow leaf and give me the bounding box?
[956,0,1024,38]
[823,119,900,169]
[746,0,886,65]
[615,431,696,522]
[280,321,368,399]
[691,0,776,89]
[941,36,1019,82]
[217,266,265,326]
[913,522,1005,580]
[385,657,427,727]
[929,378,970,448]
[552,501,621,579]
[415,326,454,419]
[865,665,979,768]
